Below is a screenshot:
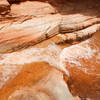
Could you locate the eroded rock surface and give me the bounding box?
[0,0,100,100]
[0,0,100,53]
[0,0,10,14]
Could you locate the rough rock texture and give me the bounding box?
[63,32,100,100]
[0,14,61,53]
[0,30,100,100]
[0,0,100,53]
[0,0,100,100]
[0,0,10,14]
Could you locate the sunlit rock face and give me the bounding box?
[0,32,100,100]
[0,0,100,100]
[0,62,74,100]
[62,32,100,100]
[0,0,100,53]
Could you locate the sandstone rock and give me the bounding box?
[0,31,100,100]
[62,32,100,100]
[7,67,73,100]
[10,1,57,16]
[0,0,10,14]
[0,14,61,53]
[0,0,100,53]
[0,0,100,100]
[0,62,74,100]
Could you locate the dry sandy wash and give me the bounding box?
[0,0,100,100]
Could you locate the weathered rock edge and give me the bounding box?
[0,0,100,53]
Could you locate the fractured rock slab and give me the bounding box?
[0,14,61,53]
